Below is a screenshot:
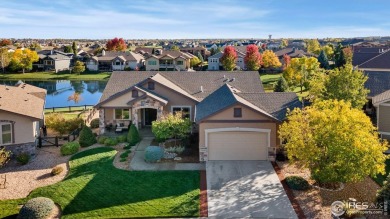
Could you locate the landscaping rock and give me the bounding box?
[174,157,182,161]
[164,152,177,159]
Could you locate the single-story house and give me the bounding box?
[86,50,145,71]
[0,83,46,156]
[207,46,247,71]
[95,71,301,161]
[33,50,72,73]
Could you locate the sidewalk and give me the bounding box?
[130,137,205,171]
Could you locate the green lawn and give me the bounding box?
[44,106,93,114]
[373,159,390,186]
[0,147,200,218]
[0,71,111,81]
[260,73,282,92]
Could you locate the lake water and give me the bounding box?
[0,80,107,108]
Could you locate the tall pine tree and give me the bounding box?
[334,44,346,68]
[317,50,329,69]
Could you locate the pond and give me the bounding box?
[0,80,108,108]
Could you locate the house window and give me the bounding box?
[148,82,155,90]
[0,123,12,145]
[172,106,191,119]
[132,90,138,97]
[177,60,183,65]
[234,108,242,118]
[148,60,157,65]
[115,109,130,120]
[115,61,121,65]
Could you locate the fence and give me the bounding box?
[45,105,94,113]
[37,128,81,148]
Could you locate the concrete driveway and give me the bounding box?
[207,161,297,219]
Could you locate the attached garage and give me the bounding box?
[206,128,270,161]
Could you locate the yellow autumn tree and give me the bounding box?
[279,99,388,184]
[261,50,281,69]
[9,48,39,73]
[306,39,321,54]
[283,56,320,93]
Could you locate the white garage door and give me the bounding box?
[208,131,268,160]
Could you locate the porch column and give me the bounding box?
[99,109,105,134]
[132,108,138,129]
[157,106,163,120]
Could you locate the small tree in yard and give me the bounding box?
[274,76,289,92]
[45,114,68,136]
[0,147,11,168]
[220,46,237,71]
[127,124,141,146]
[261,50,281,69]
[79,126,97,147]
[152,112,192,143]
[244,44,262,71]
[279,100,388,184]
[73,61,85,74]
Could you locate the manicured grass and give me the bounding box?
[0,71,111,81]
[44,106,93,114]
[0,147,200,218]
[260,73,282,92]
[373,159,390,186]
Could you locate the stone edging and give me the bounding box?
[311,183,345,192]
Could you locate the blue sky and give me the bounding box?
[1,0,390,39]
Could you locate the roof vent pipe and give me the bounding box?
[200,86,203,93]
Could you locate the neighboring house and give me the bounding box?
[207,46,247,70]
[86,50,145,71]
[372,90,390,140]
[0,83,46,156]
[289,40,306,49]
[95,71,301,161]
[33,50,72,72]
[144,49,195,71]
[274,47,316,67]
[355,49,390,71]
[180,46,210,59]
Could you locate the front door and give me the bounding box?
[144,108,157,126]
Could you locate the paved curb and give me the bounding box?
[272,162,306,219]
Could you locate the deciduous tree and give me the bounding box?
[317,50,329,69]
[220,46,237,71]
[280,39,288,48]
[106,37,127,51]
[244,44,262,71]
[343,47,353,65]
[63,45,73,53]
[279,99,387,184]
[261,50,281,69]
[29,42,41,51]
[72,41,77,55]
[308,64,369,108]
[0,39,12,47]
[283,57,320,93]
[282,54,291,70]
[9,48,39,73]
[72,61,85,74]
[0,48,10,73]
[322,44,334,60]
[170,45,180,51]
[190,57,201,68]
[306,39,321,54]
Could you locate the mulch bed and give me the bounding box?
[272,162,306,219]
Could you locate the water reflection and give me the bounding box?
[0,80,107,108]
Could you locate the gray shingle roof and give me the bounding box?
[364,71,390,98]
[195,84,301,122]
[373,90,390,105]
[358,50,390,70]
[236,92,302,121]
[98,71,264,105]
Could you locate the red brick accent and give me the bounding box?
[272,162,306,219]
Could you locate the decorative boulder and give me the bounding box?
[144,146,164,163]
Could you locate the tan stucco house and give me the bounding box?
[0,83,46,156]
[96,71,301,161]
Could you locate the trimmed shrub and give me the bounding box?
[79,126,97,147]
[16,153,30,165]
[51,166,63,176]
[18,197,55,219]
[127,124,141,146]
[116,135,127,143]
[46,113,84,135]
[376,173,390,210]
[123,144,131,150]
[104,138,118,146]
[120,151,130,158]
[144,146,164,163]
[98,136,108,144]
[60,142,80,156]
[90,118,100,129]
[285,176,310,191]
